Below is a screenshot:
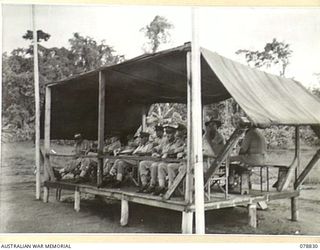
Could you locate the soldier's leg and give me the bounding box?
[149,162,160,187]
[109,159,120,176]
[167,163,180,188]
[116,160,128,182]
[139,160,153,186]
[158,162,168,188]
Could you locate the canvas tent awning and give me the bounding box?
[44,43,320,140]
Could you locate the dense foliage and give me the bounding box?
[2,31,124,142]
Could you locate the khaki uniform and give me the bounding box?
[138,136,168,186]
[111,141,153,181]
[158,137,186,188]
[230,128,266,165]
[60,139,91,177]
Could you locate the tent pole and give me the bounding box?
[97,71,106,187]
[186,51,193,204]
[191,7,205,235]
[291,126,300,221]
[32,5,41,199]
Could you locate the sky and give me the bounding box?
[2,4,320,88]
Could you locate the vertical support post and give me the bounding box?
[191,7,205,234]
[291,197,298,221]
[182,211,193,234]
[44,86,55,181]
[120,198,129,226]
[186,51,193,204]
[295,126,300,184]
[74,187,80,212]
[43,186,49,203]
[225,157,229,199]
[141,106,147,132]
[32,5,41,199]
[97,71,106,187]
[248,203,257,228]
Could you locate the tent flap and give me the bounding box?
[201,47,320,126]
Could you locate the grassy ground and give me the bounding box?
[1,141,320,234]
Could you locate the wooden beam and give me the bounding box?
[185,51,193,204]
[191,7,205,234]
[182,211,193,234]
[120,198,129,226]
[44,86,56,182]
[97,71,106,187]
[291,197,298,221]
[163,168,186,200]
[278,126,300,191]
[74,187,80,212]
[204,127,246,186]
[294,149,320,189]
[248,204,257,228]
[32,5,41,199]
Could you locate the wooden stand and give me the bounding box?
[120,198,129,226]
[43,186,49,203]
[248,203,257,228]
[55,188,62,201]
[291,197,298,221]
[182,211,193,234]
[74,188,80,212]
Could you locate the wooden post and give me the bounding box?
[141,106,147,132]
[248,204,257,228]
[44,86,56,182]
[295,126,300,184]
[43,186,49,203]
[97,71,106,187]
[291,197,298,221]
[74,187,80,212]
[32,5,41,199]
[186,51,193,204]
[191,7,205,234]
[182,211,193,234]
[120,198,129,226]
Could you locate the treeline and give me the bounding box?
[2,31,124,141]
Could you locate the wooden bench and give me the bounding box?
[230,163,290,194]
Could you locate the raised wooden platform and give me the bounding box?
[43,180,299,232]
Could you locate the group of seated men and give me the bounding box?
[57,116,267,196]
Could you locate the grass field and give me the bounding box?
[1,141,320,234]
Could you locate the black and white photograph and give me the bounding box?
[1,3,320,237]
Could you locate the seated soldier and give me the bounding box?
[109,132,153,188]
[59,133,91,179]
[162,118,226,197]
[156,124,187,195]
[102,136,122,176]
[229,126,267,188]
[76,141,98,183]
[137,124,167,193]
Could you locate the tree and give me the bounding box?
[68,33,124,73]
[140,15,173,53]
[2,31,125,141]
[236,38,292,77]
